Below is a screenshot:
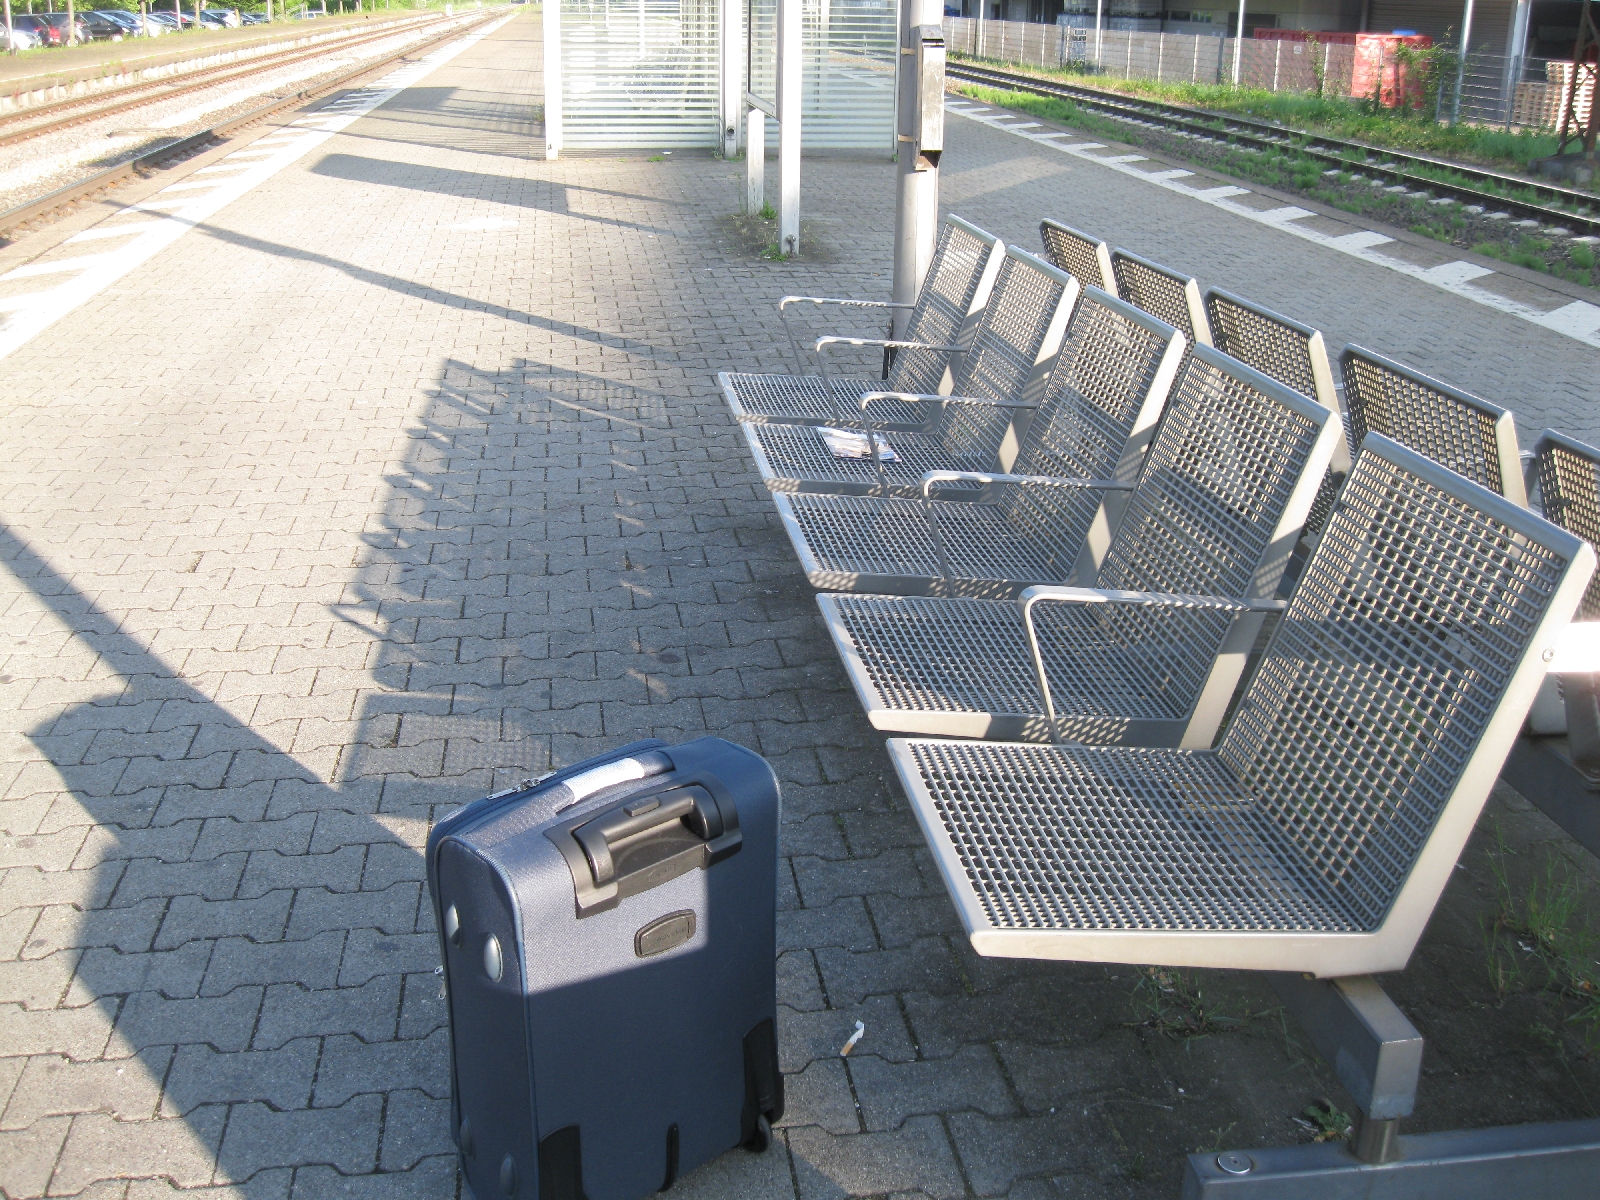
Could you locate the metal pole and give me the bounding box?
[1093,0,1101,65]
[746,108,765,213]
[3,0,12,54]
[1451,0,1475,124]
[542,0,561,158]
[1232,0,1246,84]
[719,0,740,160]
[892,0,942,337]
[776,0,801,256]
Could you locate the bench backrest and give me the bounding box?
[1096,345,1336,604]
[1219,435,1591,937]
[998,288,1187,577]
[1532,428,1600,619]
[1204,289,1336,409]
[1111,249,1212,348]
[1340,346,1526,505]
[889,216,1005,396]
[932,247,1081,466]
[1039,219,1116,295]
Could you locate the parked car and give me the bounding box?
[198,8,242,28]
[11,12,89,45]
[93,10,155,36]
[241,11,269,22]
[4,23,43,50]
[80,11,129,39]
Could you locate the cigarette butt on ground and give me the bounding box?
[840,1021,865,1057]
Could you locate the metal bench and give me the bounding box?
[817,347,1340,744]
[1530,428,1600,784]
[769,288,1185,596]
[720,215,1004,430]
[1342,344,1527,505]
[1110,249,1211,348]
[739,248,1079,497]
[890,432,1593,979]
[1039,218,1115,294]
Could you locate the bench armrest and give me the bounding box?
[817,336,962,355]
[1018,587,1286,746]
[778,296,913,312]
[920,471,1132,501]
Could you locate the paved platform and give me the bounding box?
[1,9,1598,1199]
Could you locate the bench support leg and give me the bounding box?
[1184,975,1600,1194]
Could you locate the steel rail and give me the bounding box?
[0,14,451,150]
[948,59,1600,238]
[0,11,497,241]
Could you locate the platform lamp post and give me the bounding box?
[891,0,945,337]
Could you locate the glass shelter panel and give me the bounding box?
[561,0,723,149]
[748,0,896,153]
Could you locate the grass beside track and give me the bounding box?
[952,53,1566,177]
[957,82,1600,291]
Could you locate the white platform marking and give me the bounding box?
[1420,261,1495,287]
[67,222,168,242]
[1258,205,1315,223]
[2,253,119,281]
[1536,300,1600,339]
[944,100,1600,349]
[0,15,514,364]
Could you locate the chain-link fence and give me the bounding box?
[944,16,1576,134]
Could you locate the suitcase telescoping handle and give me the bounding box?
[574,789,725,887]
[549,779,742,917]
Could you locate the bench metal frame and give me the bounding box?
[770,288,1184,596]
[814,348,1340,745]
[888,434,1593,977]
[739,248,1080,496]
[720,215,1005,430]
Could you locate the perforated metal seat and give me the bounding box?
[772,289,1185,594]
[1342,345,1527,504]
[891,435,1594,977]
[1111,250,1211,348]
[741,249,1080,496]
[1204,289,1343,536]
[1039,219,1116,294]
[720,216,1004,430]
[820,348,1341,745]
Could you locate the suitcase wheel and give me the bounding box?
[743,1113,773,1154]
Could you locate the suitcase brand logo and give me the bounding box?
[635,909,697,958]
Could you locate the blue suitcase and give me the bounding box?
[427,737,784,1200]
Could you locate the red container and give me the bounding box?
[1351,32,1433,108]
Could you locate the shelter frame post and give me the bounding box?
[776,0,802,255]
[543,0,562,159]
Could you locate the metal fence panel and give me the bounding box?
[943,16,1566,132]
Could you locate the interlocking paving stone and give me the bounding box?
[0,9,1595,1198]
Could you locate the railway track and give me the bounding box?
[0,10,497,240]
[0,14,452,150]
[947,59,1600,239]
